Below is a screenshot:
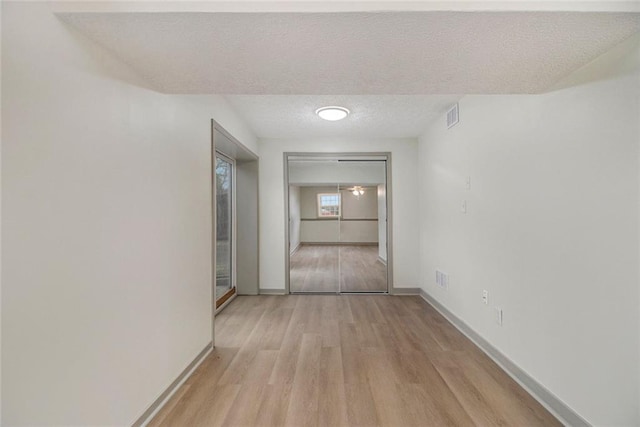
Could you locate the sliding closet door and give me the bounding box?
[286,155,390,294]
[338,161,388,292]
[288,159,339,293]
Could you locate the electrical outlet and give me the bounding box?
[496,308,503,326]
[461,200,467,214]
[482,290,488,305]
[466,176,471,190]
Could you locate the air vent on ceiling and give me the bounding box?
[447,103,459,129]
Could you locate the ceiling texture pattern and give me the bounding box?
[224,95,460,138]
[60,11,640,94]
[59,10,640,137]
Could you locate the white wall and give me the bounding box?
[297,186,379,243]
[0,4,2,424]
[341,187,377,219]
[300,220,340,243]
[288,160,385,185]
[259,137,419,290]
[338,220,378,243]
[418,34,640,426]
[0,2,4,423]
[2,2,256,425]
[300,220,379,243]
[300,186,340,218]
[288,185,301,253]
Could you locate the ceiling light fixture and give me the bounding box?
[315,106,350,121]
[350,186,365,198]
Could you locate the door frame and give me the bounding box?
[211,119,259,348]
[283,152,394,295]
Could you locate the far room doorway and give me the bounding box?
[284,153,392,294]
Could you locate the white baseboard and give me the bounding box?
[289,242,301,256]
[391,287,420,295]
[418,289,590,427]
[259,288,287,295]
[301,242,378,246]
[132,343,212,427]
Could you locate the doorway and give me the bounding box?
[211,120,259,334]
[284,153,393,294]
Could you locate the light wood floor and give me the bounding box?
[290,245,387,292]
[149,295,561,427]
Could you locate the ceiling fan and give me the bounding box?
[346,186,365,197]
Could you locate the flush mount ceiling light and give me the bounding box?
[315,106,350,121]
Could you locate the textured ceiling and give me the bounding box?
[58,10,640,138]
[59,11,640,94]
[225,95,460,138]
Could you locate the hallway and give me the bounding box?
[149,295,560,426]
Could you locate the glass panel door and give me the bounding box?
[216,153,235,307]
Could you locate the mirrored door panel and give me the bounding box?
[288,159,342,293]
[288,163,340,293]
[338,161,388,292]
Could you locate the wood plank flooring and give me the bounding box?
[149,295,561,427]
[290,245,387,292]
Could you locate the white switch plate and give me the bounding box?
[482,290,488,305]
[496,308,503,326]
[461,200,467,214]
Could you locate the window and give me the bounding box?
[317,193,341,218]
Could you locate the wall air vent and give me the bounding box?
[447,103,459,129]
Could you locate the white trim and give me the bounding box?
[418,289,591,427]
[391,287,420,295]
[259,288,287,295]
[289,242,301,256]
[54,2,640,14]
[301,242,377,246]
[132,344,212,427]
